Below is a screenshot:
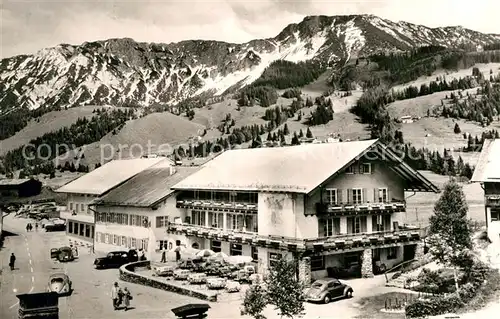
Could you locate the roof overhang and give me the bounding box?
[308,140,439,195]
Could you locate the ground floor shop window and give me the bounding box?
[211,240,221,252]
[85,225,91,238]
[269,252,282,268]
[122,236,128,247]
[387,247,398,260]
[68,222,73,233]
[491,209,500,221]
[230,243,242,256]
[310,256,325,271]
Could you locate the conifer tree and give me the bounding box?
[306,127,313,138]
[283,123,290,135]
[299,129,304,138]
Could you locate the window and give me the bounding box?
[325,189,337,204]
[352,188,363,204]
[100,233,105,243]
[387,247,398,260]
[491,209,500,221]
[116,236,121,246]
[251,246,258,261]
[346,165,355,174]
[142,239,149,251]
[131,238,137,249]
[159,240,168,250]
[105,234,110,244]
[268,252,282,268]
[311,256,325,271]
[230,243,243,256]
[373,248,381,261]
[79,224,84,236]
[361,163,372,174]
[191,211,205,226]
[378,188,388,202]
[208,211,224,228]
[76,204,79,213]
[113,235,118,245]
[81,203,85,212]
[122,236,127,247]
[347,216,366,234]
[130,215,136,226]
[211,240,222,253]
[68,222,73,233]
[85,225,90,238]
[373,215,391,232]
[325,218,340,236]
[69,203,73,211]
[156,216,169,228]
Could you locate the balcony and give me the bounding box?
[304,226,425,252]
[176,199,258,213]
[485,195,500,207]
[167,223,424,253]
[59,210,95,224]
[315,200,406,216]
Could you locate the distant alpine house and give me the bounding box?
[168,139,439,281]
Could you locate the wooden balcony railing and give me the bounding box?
[167,223,424,252]
[315,200,406,215]
[176,199,258,212]
[485,195,500,207]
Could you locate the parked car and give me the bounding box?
[93,250,138,269]
[173,269,191,280]
[47,273,72,295]
[50,247,74,262]
[304,279,353,304]
[154,265,175,277]
[44,222,65,232]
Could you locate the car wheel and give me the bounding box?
[345,290,353,298]
[323,295,331,304]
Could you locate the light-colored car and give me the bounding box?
[188,273,207,284]
[173,269,190,280]
[47,273,72,295]
[154,265,175,277]
[304,279,353,304]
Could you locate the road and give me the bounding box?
[0,215,200,319]
[1,214,411,319]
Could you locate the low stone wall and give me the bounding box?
[119,261,218,302]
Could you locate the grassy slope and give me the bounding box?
[52,112,209,168]
[0,105,108,156]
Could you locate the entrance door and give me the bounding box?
[403,245,416,261]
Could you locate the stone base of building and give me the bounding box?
[361,249,374,278]
[298,257,312,286]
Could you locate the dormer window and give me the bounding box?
[346,165,355,174]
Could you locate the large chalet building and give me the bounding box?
[471,139,500,242]
[56,157,168,247]
[167,139,439,280]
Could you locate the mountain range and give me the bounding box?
[1,14,500,111]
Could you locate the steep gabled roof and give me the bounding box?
[93,166,201,207]
[172,139,439,194]
[471,139,500,183]
[55,158,167,195]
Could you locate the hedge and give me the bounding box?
[119,261,218,302]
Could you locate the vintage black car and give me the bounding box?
[93,250,139,269]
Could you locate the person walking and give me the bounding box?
[9,253,16,270]
[35,222,38,231]
[160,244,167,263]
[111,282,120,310]
[26,223,30,232]
[122,287,132,311]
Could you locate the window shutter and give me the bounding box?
[338,189,343,204]
[347,188,352,204]
[362,188,367,203]
[373,188,378,203]
[387,188,391,202]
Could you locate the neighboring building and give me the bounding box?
[90,164,200,258]
[56,158,169,247]
[168,139,439,281]
[0,178,42,198]
[471,139,500,242]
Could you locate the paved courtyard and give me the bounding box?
[1,214,410,318]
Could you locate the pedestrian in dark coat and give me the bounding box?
[9,253,16,270]
[122,287,132,311]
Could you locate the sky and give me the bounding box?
[1,0,499,59]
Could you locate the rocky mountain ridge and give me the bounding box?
[1,14,499,111]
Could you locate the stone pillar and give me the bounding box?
[414,241,425,260]
[361,249,374,278]
[298,257,312,286]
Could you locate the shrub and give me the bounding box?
[405,294,465,318]
[413,268,458,294]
